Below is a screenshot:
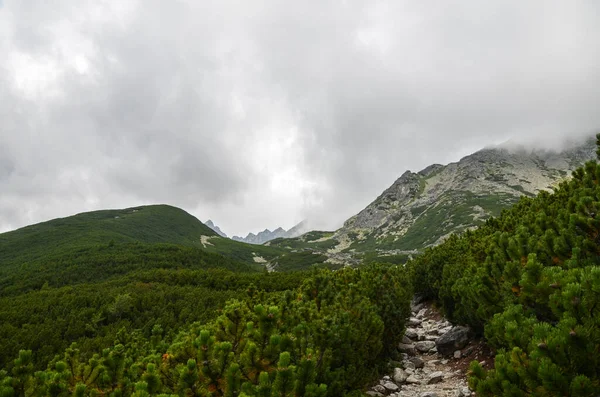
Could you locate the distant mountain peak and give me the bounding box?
[205,219,228,238]
[232,220,309,245]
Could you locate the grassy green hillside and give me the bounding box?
[0,204,327,274]
[0,204,217,267]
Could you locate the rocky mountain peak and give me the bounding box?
[205,219,227,237]
[330,137,596,257]
[232,220,308,245]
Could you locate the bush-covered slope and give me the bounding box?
[0,205,333,373]
[0,242,259,297]
[0,264,309,372]
[409,137,600,395]
[0,264,412,396]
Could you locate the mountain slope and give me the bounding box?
[337,141,594,253]
[0,204,218,267]
[271,138,596,266]
[0,204,327,278]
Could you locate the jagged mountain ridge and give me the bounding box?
[231,220,308,245]
[205,220,228,237]
[332,139,595,254]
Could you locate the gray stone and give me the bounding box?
[427,371,444,384]
[398,343,416,355]
[462,345,475,357]
[406,375,421,384]
[383,381,399,392]
[402,335,413,344]
[420,393,439,397]
[408,317,422,326]
[393,368,408,384]
[411,303,425,314]
[398,343,417,356]
[436,326,471,356]
[405,328,419,339]
[373,384,386,394]
[403,359,416,370]
[366,392,384,397]
[454,350,462,359]
[410,357,425,368]
[415,341,436,352]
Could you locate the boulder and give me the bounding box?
[405,328,419,339]
[398,343,416,355]
[436,326,471,356]
[382,381,399,392]
[415,340,436,352]
[393,368,408,384]
[409,356,425,368]
[427,371,444,384]
[406,375,421,384]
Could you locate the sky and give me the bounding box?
[1,1,599,237]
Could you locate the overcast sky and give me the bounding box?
[1,1,599,236]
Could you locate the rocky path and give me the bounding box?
[367,301,493,397]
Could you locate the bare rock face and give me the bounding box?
[328,137,595,256]
[436,326,472,357]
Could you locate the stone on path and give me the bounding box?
[436,326,471,356]
[415,340,436,352]
[382,381,399,392]
[406,375,421,384]
[398,343,417,355]
[393,368,408,384]
[410,357,425,368]
[427,371,444,384]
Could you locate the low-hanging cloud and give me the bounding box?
[1,0,599,236]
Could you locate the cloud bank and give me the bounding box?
[1,0,599,235]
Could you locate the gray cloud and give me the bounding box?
[1,0,599,235]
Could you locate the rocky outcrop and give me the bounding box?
[205,220,228,237]
[331,137,595,255]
